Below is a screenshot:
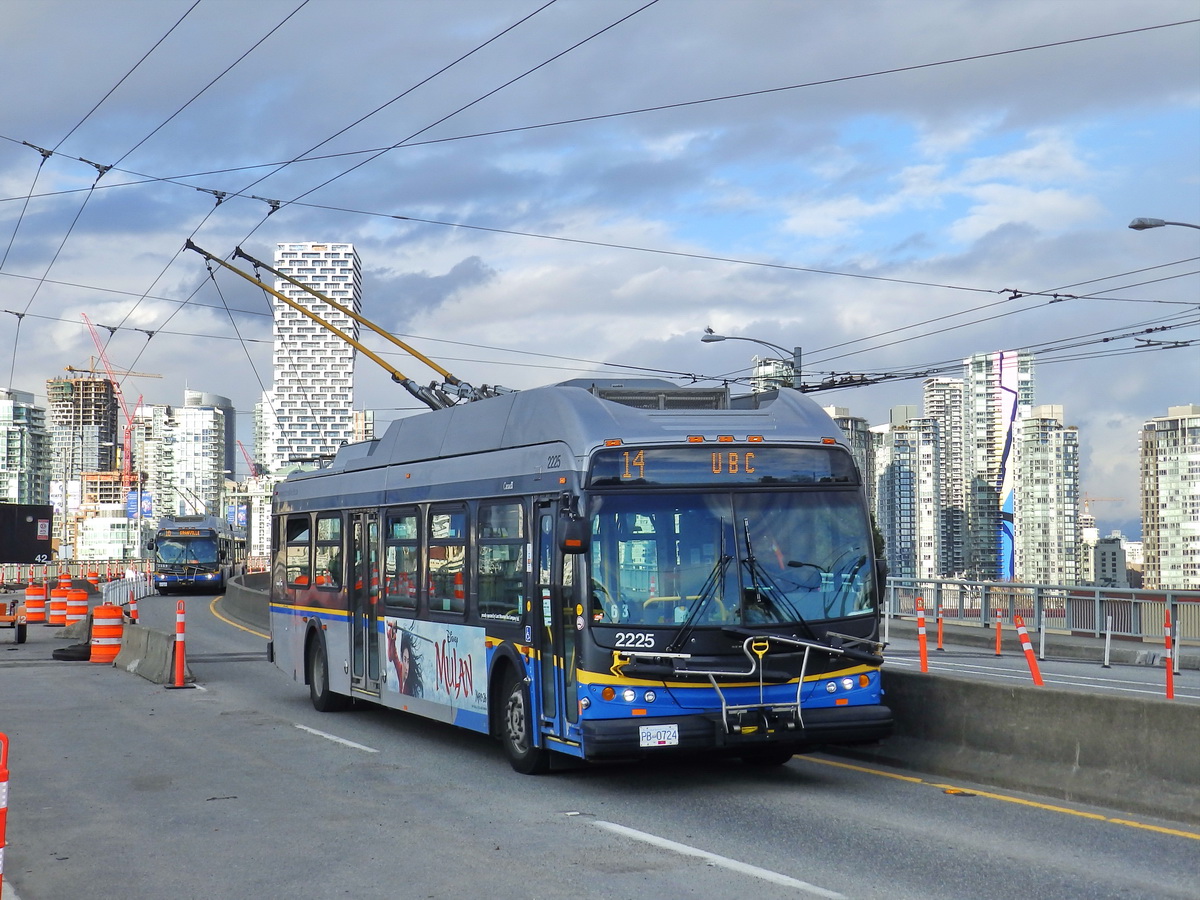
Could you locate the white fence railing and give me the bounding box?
[887,578,1200,645]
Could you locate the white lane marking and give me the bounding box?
[593,820,846,899]
[294,723,379,753]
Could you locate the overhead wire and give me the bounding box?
[3,0,312,398]
[1,8,1194,407]
[6,17,1195,198]
[159,0,663,407]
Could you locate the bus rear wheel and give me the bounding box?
[500,672,549,775]
[308,636,350,712]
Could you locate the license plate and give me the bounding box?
[639,723,679,747]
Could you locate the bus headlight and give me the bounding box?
[825,681,837,693]
[841,677,854,690]
[622,688,637,702]
[643,690,656,703]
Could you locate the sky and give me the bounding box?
[1,0,1197,540]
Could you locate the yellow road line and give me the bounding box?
[804,756,1200,841]
[209,596,269,639]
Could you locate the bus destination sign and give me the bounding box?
[587,445,857,487]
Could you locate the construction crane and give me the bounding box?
[80,313,139,488]
[66,358,161,379]
[1082,496,1122,516]
[237,440,260,478]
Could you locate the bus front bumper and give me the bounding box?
[579,703,893,760]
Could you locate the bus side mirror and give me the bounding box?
[874,559,888,602]
[146,541,155,552]
[219,550,227,561]
[560,517,590,555]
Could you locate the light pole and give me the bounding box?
[701,329,802,389]
[1128,217,1200,231]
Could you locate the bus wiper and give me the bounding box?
[665,533,732,653]
[664,556,732,653]
[740,518,818,640]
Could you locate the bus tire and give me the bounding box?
[500,671,549,775]
[740,746,797,766]
[308,635,350,712]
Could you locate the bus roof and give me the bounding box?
[295,380,845,479]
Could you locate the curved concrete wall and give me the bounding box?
[222,571,270,632]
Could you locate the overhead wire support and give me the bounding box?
[184,242,508,410]
[230,245,513,405]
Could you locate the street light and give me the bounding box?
[1128,217,1200,231]
[701,329,802,389]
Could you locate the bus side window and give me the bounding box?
[285,516,311,587]
[314,514,343,589]
[477,501,525,621]
[384,508,419,611]
[429,506,467,614]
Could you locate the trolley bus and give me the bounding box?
[150,514,244,594]
[268,380,892,772]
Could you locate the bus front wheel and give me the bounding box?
[500,672,549,775]
[308,636,350,712]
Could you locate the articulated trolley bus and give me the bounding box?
[150,514,245,594]
[268,380,892,772]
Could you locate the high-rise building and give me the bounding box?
[46,376,120,552]
[174,404,227,517]
[871,407,942,580]
[46,376,119,478]
[1140,404,1200,589]
[1013,405,1079,585]
[0,389,50,504]
[260,241,362,473]
[184,389,235,478]
[130,402,176,521]
[751,355,794,393]
[1078,508,1099,584]
[1094,535,1128,587]
[922,377,967,577]
[824,406,874,510]
[963,350,1035,580]
[131,395,230,519]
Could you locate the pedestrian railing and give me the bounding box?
[887,578,1199,645]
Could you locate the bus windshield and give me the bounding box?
[588,490,875,627]
[155,535,220,568]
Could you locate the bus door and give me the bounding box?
[349,511,382,694]
[534,501,579,739]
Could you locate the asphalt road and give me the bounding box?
[0,593,1196,900]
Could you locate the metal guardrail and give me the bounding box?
[887,578,1200,645]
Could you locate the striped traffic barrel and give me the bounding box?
[86,571,100,587]
[57,572,72,592]
[24,584,46,625]
[47,587,68,626]
[89,605,124,664]
[65,589,89,627]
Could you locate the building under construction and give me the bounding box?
[45,376,120,555]
[46,377,119,477]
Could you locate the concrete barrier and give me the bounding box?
[221,572,270,632]
[843,670,1200,825]
[112,623,194,685]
